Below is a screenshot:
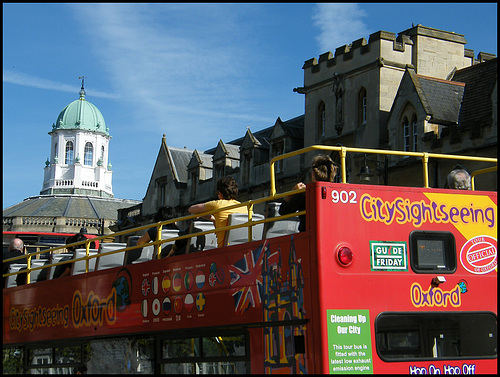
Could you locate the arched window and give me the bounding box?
[84,142,93,166]
[403,117,410,152]
[65,141,74,164]
[358,88,367,126]
[403,114,419,152]
[101,146,105,160]
[317,101,326,137]
[411,114,418,152]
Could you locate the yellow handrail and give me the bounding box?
[269,145,497,195]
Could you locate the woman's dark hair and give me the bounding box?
[66,232,88,251]
[154,206,177,222]
[217,176,239,200]
[311,154,338,182]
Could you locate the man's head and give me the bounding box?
[447,168,471,190]
[216,176,239,200]
[154,206,177,222]
[8,238,24,253]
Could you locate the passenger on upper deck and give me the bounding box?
[446,166,472,190]
[53,230,88,279]
[136,206,188,258]
[279,154,338,232]
[188,176,247,248]
[3,238,26,288]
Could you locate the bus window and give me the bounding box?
[409,231,456,273]
[161,333,249,374]
[375,312,497,361]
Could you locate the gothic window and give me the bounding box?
[403,117,410,152]
[65,141,74,165]
[317,101,326,137]
[272,140,285,173]
[158,180,167,207]
[411,114,418,152]
[358,88,367,126]
[403,113,418,152]
[84,142,93,166]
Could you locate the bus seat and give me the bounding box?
[124,236,153,264]
[48,253,72,280]
[70,249,98,275]
[5,263,27,288]
[186,221,217,253]
[263,202,300,239]
[224,213,265,247]
[28,259,50,283]
[96,243,127,270]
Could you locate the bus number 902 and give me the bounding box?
[331,190,357,204]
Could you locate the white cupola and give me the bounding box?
[41,78,114,198]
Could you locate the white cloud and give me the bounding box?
[3,70,118,99]
[67,3,272,140]
[312,3,368,53]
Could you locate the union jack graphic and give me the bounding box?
[141,278,150,296]
[229,241,267,314]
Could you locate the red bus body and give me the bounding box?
[3,183,497,373]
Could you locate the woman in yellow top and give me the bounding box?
[188,176,247,248]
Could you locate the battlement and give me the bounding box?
[303,25,471,83]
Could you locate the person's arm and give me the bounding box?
[136,231,151,246]
[189,203,215,222]
[280,182,306,215]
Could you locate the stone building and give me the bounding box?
[116,24,496,229]
[3,81,141,238]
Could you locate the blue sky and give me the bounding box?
[3,3,497,209]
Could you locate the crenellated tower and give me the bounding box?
[298,25,473,156]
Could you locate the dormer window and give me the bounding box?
[215,163,225,182]
[243,151,251,184]
[272,140,285,173]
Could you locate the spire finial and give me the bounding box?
[78,76,86,99]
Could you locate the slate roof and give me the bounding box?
[451,58,497,130]
[278,115,305,139]
[167,146,195,183]
[204,115,303,154]
[414,74,465,125]
[3,195,141,220]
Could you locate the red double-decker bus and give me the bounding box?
[3,146,497,374]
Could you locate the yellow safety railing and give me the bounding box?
[4,146,496,285]
[269,145,497,196]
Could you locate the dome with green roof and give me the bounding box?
[51,86,109,136]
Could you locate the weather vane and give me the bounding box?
[79,75,85,90]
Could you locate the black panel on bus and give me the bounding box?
[409,231,456,273]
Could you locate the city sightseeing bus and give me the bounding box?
[3,146,497,374]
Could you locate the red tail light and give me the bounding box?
[337,246,353,266]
